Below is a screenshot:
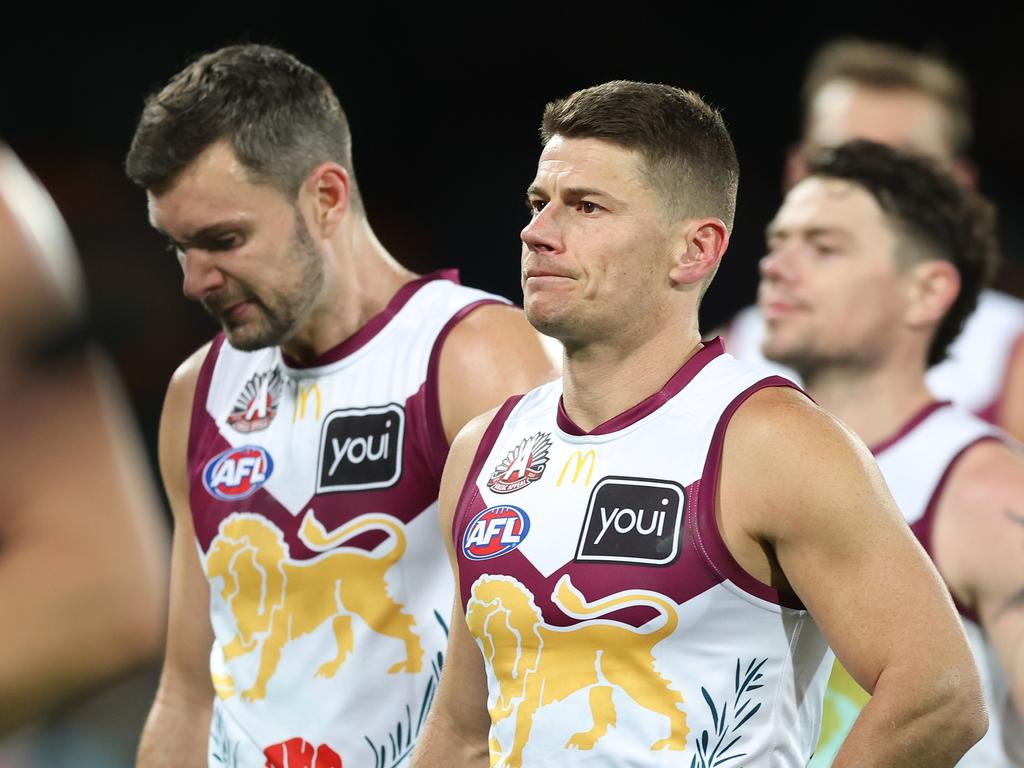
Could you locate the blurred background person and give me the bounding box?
[760,140,1024,766]
[0,146,168,764]
[721,38,1024,442]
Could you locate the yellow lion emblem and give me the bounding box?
[205,510,423,701]
[466,574,688,767]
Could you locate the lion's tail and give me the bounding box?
[299,511,407,562]
[552,575,678,641]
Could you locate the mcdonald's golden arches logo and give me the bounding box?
[292,381,322,422]
[557,450,596,487]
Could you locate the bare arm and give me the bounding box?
[933,440,1024,719]
[719,388,986,767]
[0,149,168,734]
[412,411,496,766]
[439,303,558,442]
[997,333,1024,443]
[137,346,217,767]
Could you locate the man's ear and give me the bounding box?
[905,258,960,329]
[668,218,729,287]
[303,162,352,237]
[783,142,808,192]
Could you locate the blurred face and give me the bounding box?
[758,176,911,377]
[148,141,324,351]
[520,136,676,346]
[807,80,954,163]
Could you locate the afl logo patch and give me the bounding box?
[487,432,552,494]
[203,445,274,500]
[462,505,531,561]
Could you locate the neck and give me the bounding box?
[802,352,936,449]
[561,313,703,432]
[281,216,416,363]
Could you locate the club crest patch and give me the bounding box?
[227,367,284,433]
[487,431,552,494]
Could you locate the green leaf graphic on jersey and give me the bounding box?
[691,657,767,768]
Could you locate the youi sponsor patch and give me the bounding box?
[576,476,685,565]
[316,404,404,493]
[462,505,531,561]
[203,445,275,501]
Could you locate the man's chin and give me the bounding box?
[221,323,281,352]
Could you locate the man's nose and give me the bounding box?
[521,203,563,254]
[181,248,226,301]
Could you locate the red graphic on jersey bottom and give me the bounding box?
[264,738,342,768]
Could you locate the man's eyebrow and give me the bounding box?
[766,224,854,241]
[152,220,250,246]
[527,184,622,205]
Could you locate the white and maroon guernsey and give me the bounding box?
[453,339,834,768]
[724,289,1024,423]
[187,271,506,768]
[813,402,1023,767]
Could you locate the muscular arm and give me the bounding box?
[719,388,986,767]
[933,440,1024,719]
[997,332,1024,443]
[137,346,217,767]
[0,149,167,734]
[438,303,558,442]
[412,412,495,767]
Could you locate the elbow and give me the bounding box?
[938,668,989,756]
[956,698,988,754]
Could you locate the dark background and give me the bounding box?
[3,10,1022,489]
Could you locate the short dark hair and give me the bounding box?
[807,140,998,366]
[126,44,361,208]
[802,39,972,157]
[540,80,739,229]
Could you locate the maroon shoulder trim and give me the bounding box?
[186,333,226,469]
[557,338,726,436]
[694,376,806,610]
[914,434,1003,625]
[871,400,952,457]
[281,269,460,369]
[450,395,524,552]
[423,299,508,480]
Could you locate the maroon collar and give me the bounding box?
[281,269,459,369]
[870,400,952,456]
[557,338,726,436]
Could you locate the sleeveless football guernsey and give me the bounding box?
[453,340,834,767]
[188,270,505,767]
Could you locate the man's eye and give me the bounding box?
[527,199,546,215]
[207,237,240,252]
[578,201,599,214]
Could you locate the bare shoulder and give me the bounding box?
[438,405,502,540]
[442,303,558,378]
[164,342,213,417]
[721,385,889,541]
[934,437,1024,601]
[943,437,1024,505]
[438,303,558,440]
[159,342,213,497]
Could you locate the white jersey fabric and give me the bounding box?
[452,340,833,767]
[187,271,506,768]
